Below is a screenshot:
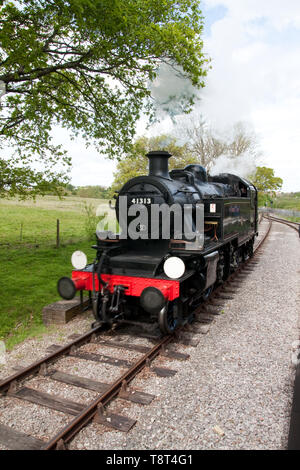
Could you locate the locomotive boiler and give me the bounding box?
[58,151,258,334]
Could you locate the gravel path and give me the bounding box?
[0,219,299,450]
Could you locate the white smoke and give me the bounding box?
[210,152,257,179]
[150,63,198,121]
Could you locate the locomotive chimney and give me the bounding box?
[146,150,172,179]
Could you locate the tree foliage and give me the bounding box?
[250,166,283,193]
[0,157,68,199]
[0,0,208,198]
[110,134,197,194]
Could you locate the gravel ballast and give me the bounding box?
[0,219,299,450]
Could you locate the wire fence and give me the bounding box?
[0,218,90,249]
[259,207,300,218]
[0,197,118,250]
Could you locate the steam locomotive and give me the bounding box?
[58,151,258,334]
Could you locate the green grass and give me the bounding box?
[0,239,94,349]
[0,195,112,246]
[3,191,298,350]
[272,193,300,211]
[259,192,300,212]
[0,195,118,349]
[284,216,300,223]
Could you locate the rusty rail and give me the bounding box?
[43,334,174,449]
[0,219,273,450]
[264,214,299,233]
[0,325,104,394]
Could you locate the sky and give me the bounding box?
[65,0,300,192]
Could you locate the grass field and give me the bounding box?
[0,195,112,246]
[272,193,300,211]
[1,192,299,350]
[0,195,114,350]
[264,193,300,222]
[0,240,94,349]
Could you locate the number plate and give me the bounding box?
[129,197,153,205]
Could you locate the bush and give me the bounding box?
[82,202,104,239]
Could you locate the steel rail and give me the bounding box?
[0,217,272,450]
[266,214,300,226]
[42,334,174,450]
[255,217,273,250]
[44,218,273,450]
[264,214,300,233]
[1,217,270,396]
[0,324,104,394]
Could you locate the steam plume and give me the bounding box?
[210,152,257,179]
[150,63,198,121]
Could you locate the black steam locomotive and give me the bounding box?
[58,151,258,334]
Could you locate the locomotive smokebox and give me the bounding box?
[146,150,172,179]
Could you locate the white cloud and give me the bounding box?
[56,1,300,191]
[204,0,300,29]
[252,100,300,190]
[193,0,300,190]
[52,128,117,187]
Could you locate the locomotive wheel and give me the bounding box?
[158,302,178,335]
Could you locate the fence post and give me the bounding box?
[56,219,60,248]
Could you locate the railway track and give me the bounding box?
[0,219,272,450]
[264,214,300,234]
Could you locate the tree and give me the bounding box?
[250,166,283,193]
[0,0,208,198]
[184,118,226,170]
[250,166,283,206]
[226,122,260,158]
[184,118,260,171]
[110,134,197,193]
[0,158,68,199]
